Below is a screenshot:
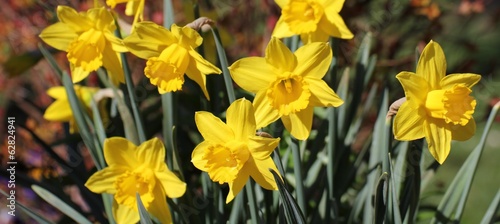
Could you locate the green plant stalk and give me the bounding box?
[290,137,306,216]
[211,27,235,103]
[246,180,259,224]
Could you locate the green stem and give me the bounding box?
[291,137,306,216]
[245,180,259,224]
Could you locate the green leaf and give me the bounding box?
[0,188,54,224]
[210,27,235,104]
[374,172,389,224]
[136,193,154,224]
[480,189,500,224]
[270,169,306,224]
[31,185,92,224]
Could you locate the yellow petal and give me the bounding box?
[226,166,250,203]
[451,118,476,141]
[395,71,429,108]
[266,37,297,72]
[136,138,165,171]
[393,102,426,140]
[156,170,186,198]
[416,40,446,89]
[70,65,89,83]
[226,98,257,141]
[123,21,175,59]
[281,107,314,140]
[248,135,280,160]
[43,99,73,121]
[188,50,222,75]
[424,118,452,164]
[274,0,288,8]
[105,32,129,52]
[191,141,210,171]
[113,199,139,224]
[271,17,295,39]
[307,78,344,107]
[440,73,481,89]
[248,157,279,190]
[178,25,203,48]
[148,184,173,224]
[102,44,125,84]
[39,23,78,51]
[322,0,345,12]
[103,137,140,168]
[85,166,126,194]
[57,6,93,32]
[229,57,276,93]
[253,91,281,129]
[294,42,332,79]
[300,29,330,44]
[195,111,234,143]
[185,63,210,100]
[92,7,116,32]
[319,13,353,40]
[46,86,67,99]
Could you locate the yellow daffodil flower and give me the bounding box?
[123,21,222,99]
[85,137,186,224]
[393,40,481,164]
[43,85,98,133]
[106,0,145,29]
[229,38,344,140]
[273,0,353,44]
[39,6,127,84]
[191,98,281,203]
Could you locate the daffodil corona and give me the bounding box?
[273,0,353,43]
[393,40,481,164]
[229,38,344,140]
[43,85,98,133]
[191,98,281,203]
[39,6,128,84]
[123,22,222,99]
[85,137,186,224]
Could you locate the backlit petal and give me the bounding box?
[185,63,210,100]
[319,13,353,39]
[229,57,276,93]
[307,78,344,107]
[123,21,175,59]
[191,141,210,171]
[156,170,186,198]
[248,136,280,160]
[253,91,281,129]
[395,71,429,108]
[451,118,476,141]
[226,98,256,141]
[39,23,78,51]
[416,40,446,89]
[70,65,89,83]
[136,138,165,171]
[103,137,140,168]
[274,0,288,8]
[92,7,115,32]
[424,118,452,164]
[113,199,139,224]
[271,17,295,38]
[248,157,279,190]
[46,87,67,99]
[148,184,173,224]
[226,166,250,203]
[57,6,93,32]
[393,102,426,140]
[266,37,297,72]
[102,44,125,84]
[294,42,332,79]
[195,111,234,143]
[188,50,222,75]
[43,99,73,121]
[322,0,345,12]
[281,107,314,140]
[440,73,481,89]
[85,166,127,194]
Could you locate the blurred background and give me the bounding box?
[0,0,499,223]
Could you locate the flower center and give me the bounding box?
[203,142,250,184]
[282,0,324,34]
[267,73,311,116]
[114,168,155,210]
[425,84,476,126]
[67,28,105,72]
[144,44,190,93]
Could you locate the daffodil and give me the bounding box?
[229,37,344,140]
[123,21,222,99]
[39,6,127,84]
[85,137,186,224]
[273,0,353,44]
[192,98,281,203]
[106,0,145,29]
[43,85,98,133]
[393,40,481,164]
